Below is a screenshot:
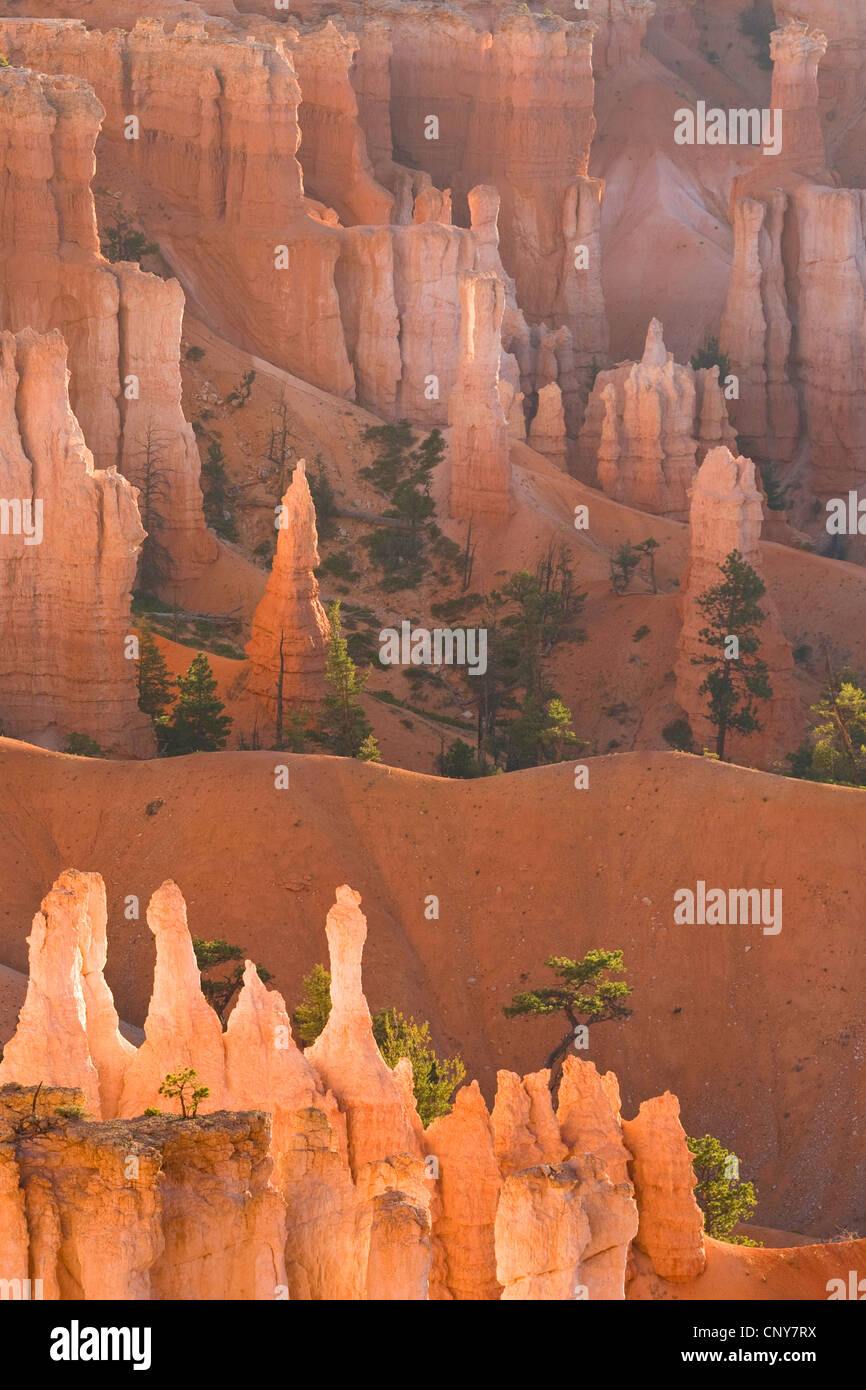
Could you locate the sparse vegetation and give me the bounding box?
[291,967,465,1123]
[313,601,374,758]
[787,664,866,786]
[201,435,239,542]
[662,717,695,752]
[134,424,173,594]
[54,1102,90,1120]
[292,963,332,1045]
[226,369,256,409]
[372,1007,466,1125]
[690,335,732,381]
[360,422,446,589]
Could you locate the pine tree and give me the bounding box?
[192,937,273,1022]
[789,664,866,786]
[318,601,373,757]
[291,968,465,1123]
[687,1134,761,1245]
[292,964,332,1045]
[134,424,172,595]
[372,1007,465,1125]
[160,652,232,755]
[137,626,173,721]
[692,549,773,761]
[504,950,632,1092]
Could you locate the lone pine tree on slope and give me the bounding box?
[692,549,772,761]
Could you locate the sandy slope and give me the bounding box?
[0,739,862,1236]
[629,1236,866,1300]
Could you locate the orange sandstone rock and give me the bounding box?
[0,329,153,756]
[448,271,513,521]
[0,62,216,595]
[118,881,228,1119]
[622,1092,706,1283]
[305,886,422,1175]
[244,461,331,724]
[577,319,736,518]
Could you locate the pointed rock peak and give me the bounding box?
[276,458,320,571]
[696,445,758,499]
[325,884,368,1012]
[147,879,190,937]
[641,317,668,369]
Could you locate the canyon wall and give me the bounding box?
[448,272,513,520]
[0,868,707,1299]
[720,22,866,504]
[0,330,153,757]
[0,62,215,594]
[0,63,216,594]
[0,17,516,434]
[381,5,608,379]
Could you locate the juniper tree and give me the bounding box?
[692,549,772,761]
[504,950,632,1092]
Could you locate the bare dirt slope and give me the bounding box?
[1,739,862,1236]
[629,1236,866,1300]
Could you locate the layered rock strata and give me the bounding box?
[720,23,866,502]
[0,62,215,591]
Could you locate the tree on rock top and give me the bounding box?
[504,949,632,1093]
[160,652,232,755]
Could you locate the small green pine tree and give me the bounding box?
[317,602,373,757]
[137,626,173,720]
[372,1008,466,1125]
[687,1134,761,1244]
[158,1067,209,1118]
[193,937,273,1021]
[63,732,106,758]
[292,963,333,1045]
[692,549,773,761]
[160,652,232,755]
